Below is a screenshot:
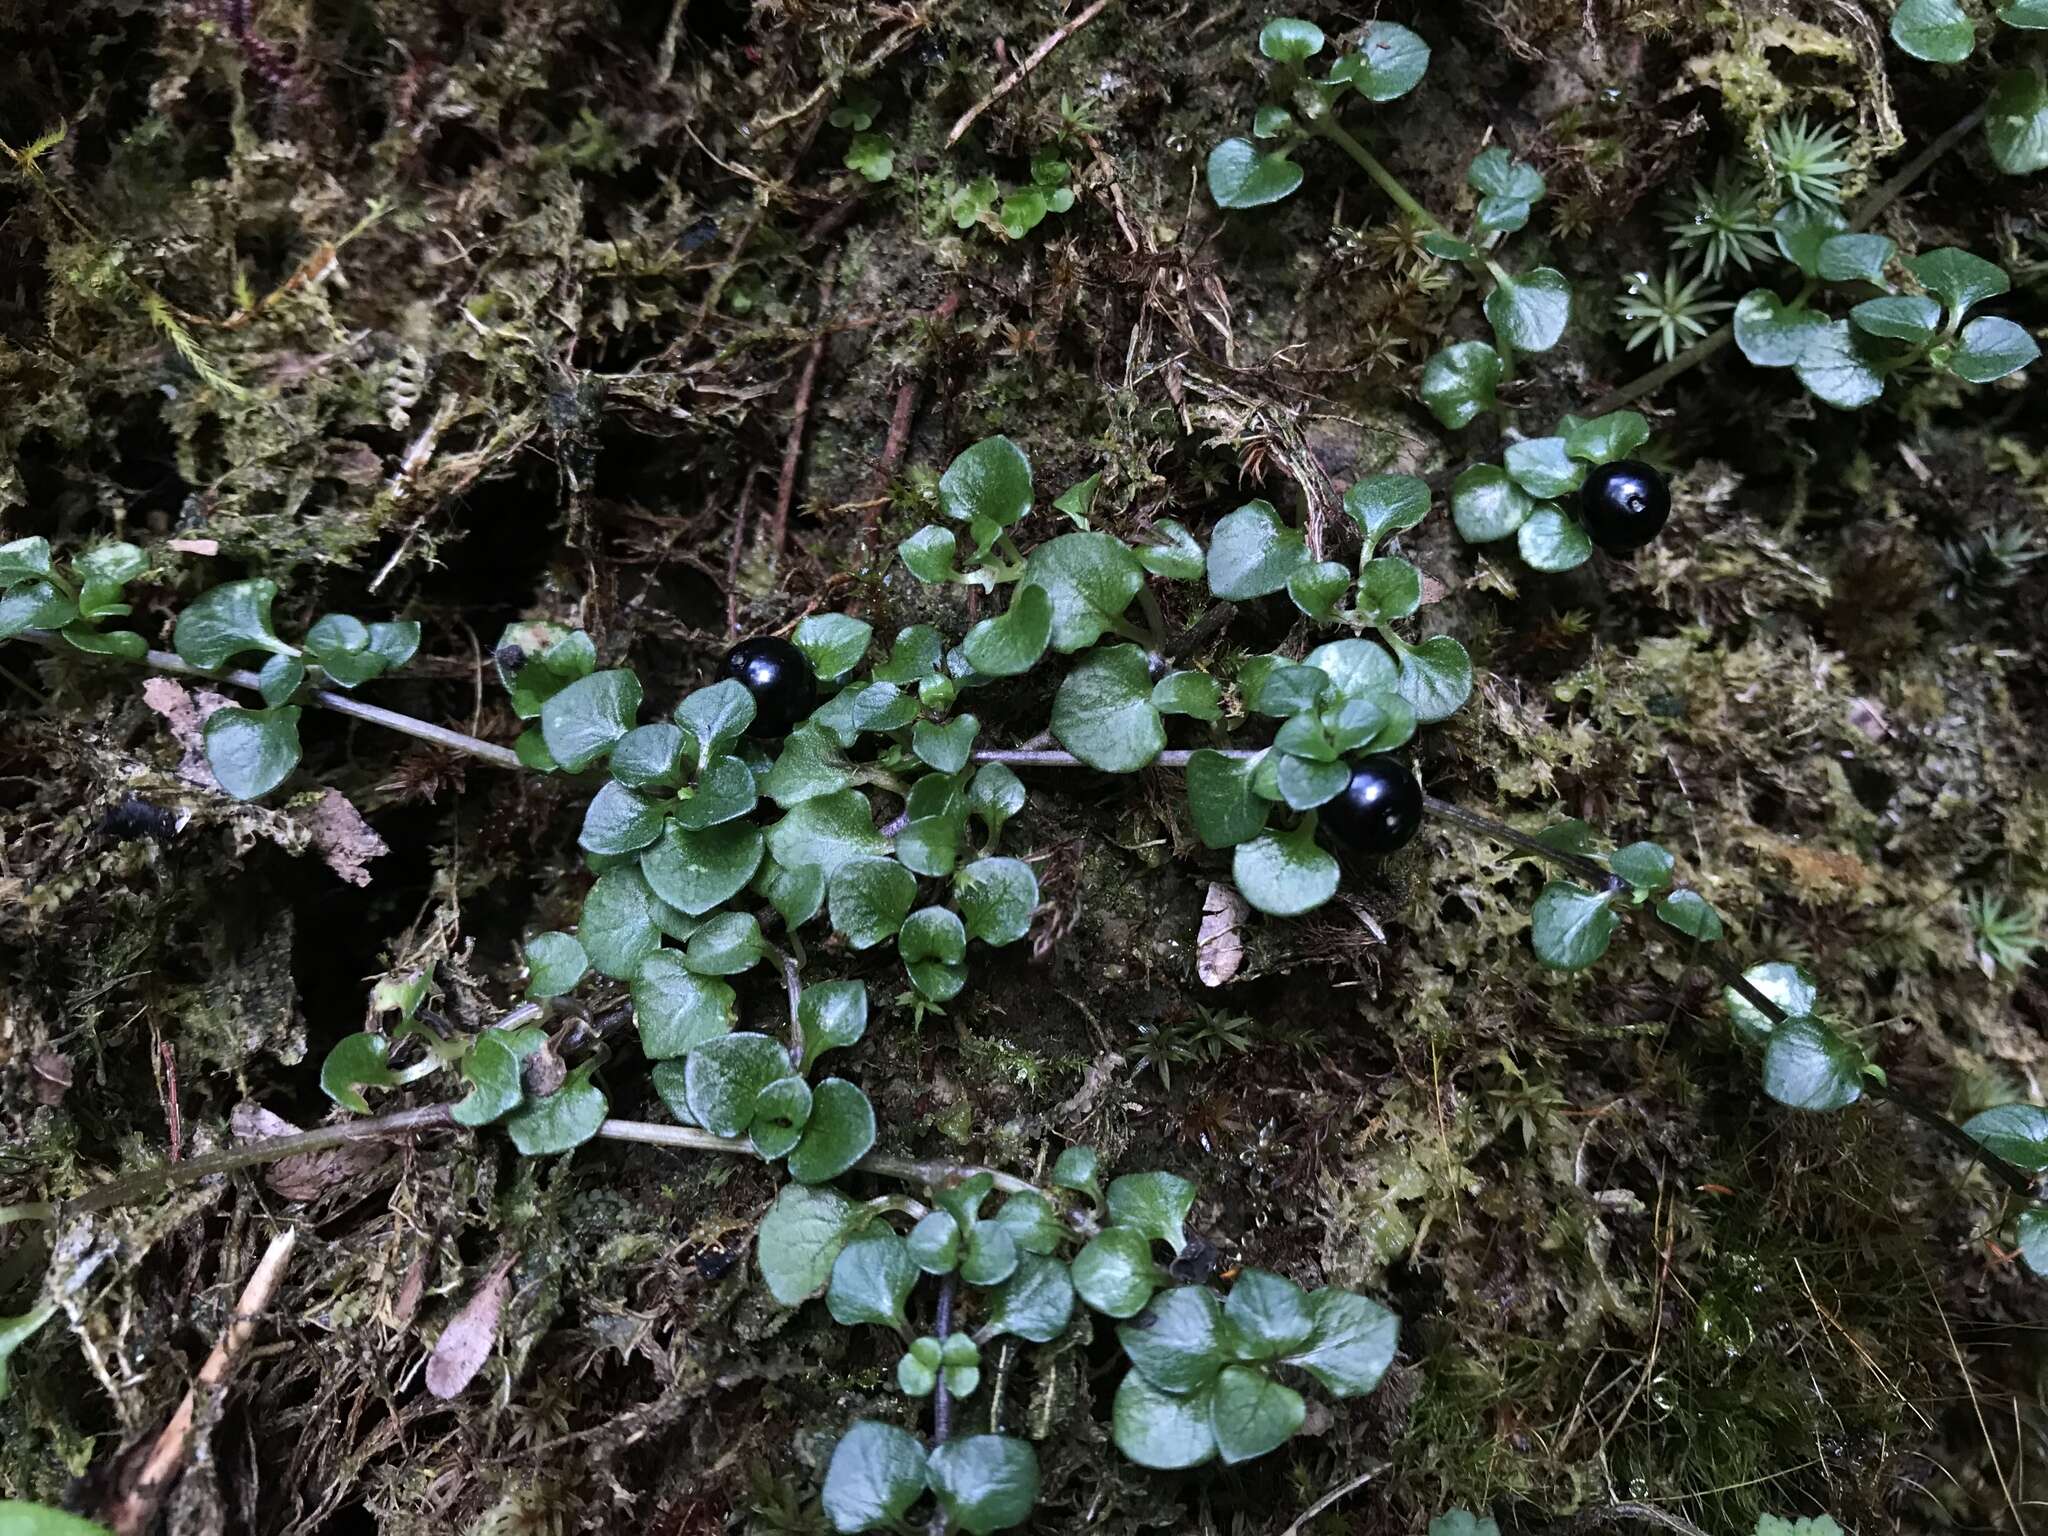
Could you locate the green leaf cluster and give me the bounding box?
[1449,411,1651,572]
[0,536,152,660]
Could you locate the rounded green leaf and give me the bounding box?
[1468,146,1546,233]
[319,1032,397,1114]
[1530,880,1619,970]
[913,715,980,775]
[1152,670,1222,721]
[1343,473,1430,550]
[763,723,854,808]
[1233,823,1340,916]
[1243,654,1331,715]
[1962,1103,2048,1171]
[1734,289,1824,368]
[960,1223,1020,1287]
[797,978,868,1072]
[766,788,886,880]
[1072,1227,1161,1318]
[1774,202,1848,276]
[960,583,1053,678]
[674,678,756,765]
[1502,437,1583,500]
[1208,1364,1305,1464]
[1655,888,1724,941]
[1950,316,2040,382]
[173,579,286,669]
[1206,138,1304,210]
[896,816,961,879]
[1185,749,1269,849]
[1561,410,1651,464]
[683,909,766,975]
[579,866,664,978]
[827,1230,918,1331]
[1420,341,1502,429]
[985,1252,1075,1343]
[504,1061,607,1156]
[640,819,764,916]
[940,436,1033,528]
[2019,1206,2048,1277]
[1987,71,2048,174]
[524,931,588,999]
[1390,635,1471,723]
[1258,15,1323,59]
[541,669,642,772]
[684,1032,793,1138]
[1118,1286,1226,1393]
[256,653,305,707]
[925,1436,1039,1536]
[1907,247,2009,322]
[1329,20,1430,100]
[1137,520,1205,580]
[1484,267,1572,353]
[1275,752,1348,811]
[1761,1016,1866,1111]
[579,780,667,855]
[900,525,961,583]
[1287,560,1350,619]
[828,856,917,949]
[203,705,301,800]
[1849,294,1940,344]
[1891,0,1974,60]
[1112,1372,1217,1469]
[1206,500,1308,599]
[750,1075,814,1160]
[1050,643,1165,772]
[1723,960,1817,1043]
[1816,232,1896,285]
[1022,533,1144,653]
[1307,637,1399,700]
[0,536,54,584]
[1609,841,1675,893]
[908,1210,962,1274]
[954,857,1039,946]
[1107,1171,1197,1251]
[793,614,873,682]
[1224,1269,1314,1357]
[1281,1287,1400,1396]
[901,907,969,1001]
[633,950,735,1058]
[1794,320,1888,407]
[671,754,758,831]
[758,1182,864,1304]
[821,1420,928,1534]
[608,723,684,789]
[788,1079,877,1183]
[1450,465,1532,543]
[1517,507,1593,572]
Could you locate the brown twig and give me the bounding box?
[862,288,961,554]
[104,1227,299,1536]
[726,469,760,639]
[769,257,839,563]
[943,0,1114,148]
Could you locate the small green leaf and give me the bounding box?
[1562,410,1652,464]
[1849,294,1940,343]
[763,723,854,808]
[60,625,147,660]
[609,724,684,790]
[256,653,304,707]
[1224,1269,1315,1357]
[914,715,980,774]
[203,706,302,800]
[1050,643,1165,772]
[1106,1171,1196,1252]
[822,1421,927,1535]
[1243,654,1331,715]
[1816,232,1895,285]
[844,130,893,181]
[787,1078,877,1183]
[896,816,961,878]
[1774,202,1848,276]
[1343,473,1431,551]
[900,525,962,583]
[961,1222,1020,1287]
[758,1182,864,1305]
[1390,635,1472,723]
[1794,320,1887,409]
[1949,316,2040,382]
[1119,1286,1226,1393]
[1258,15,1323,59]
[684,1032,793,1138]
[828,856,917,949]
[1072,1226,1161,1317]
[940,436,1033,529]
[1234,821,1339,916]
[1206,500,1308,599]
[1152,670,1222,721]
[450,1032,530,1127]
[1467,146,1545,233]
[670,755,757,831]
[766,788,886,880]
[504,1060,606,1155]
[797,979,868,1072]
[1907,246,2010,323]
[1484,267,1572,353]
[828,1230,918,1330]
[525,931,588,999]
[909,1210,962,1274]
[1206,138,1304,209]
[1609,841,1675,893]
[926,1436,1040,1536]
[756,856,827,930]
[960,583,1053,678]
[1253,104,1295,139]
[542,669,642,772]
[1306,637,1398,701]
[1503,437,1583,499]
[1530,880,1619,970]
[1451,465,1532,543]
[1275,752,1348,811]
[1022,533,1144,652]
[1656,888,1724,941]
[1420,341,1502,429]
[1052,470,1103,527]
[1961,1103,2048,1171]
[1734,290,1827,367]
[579,866,665,979]
[683,910,766,975]
[674,678,757,767]
[1329,20,1431,100]
[2020,1207,2048,1277]
[991,1192,1062,1255]
[954,857,1039,945]
[1891,0,1974,60]
[0,536,54,585]
[320,1032,399,1113]
[1208,1363,1305,1464]
[633,951,735,1058]
[1185,749,1270,849]
[2007,0,2048,24]
[641,819,765,916]
[1137,519,1205,580]
[579,780,666,856]
[1517,507,1592,572]
[985,1253,1075,1342]
[1761,1016,1866,1111]
[173,579,288,668]
[1287,560,1350,619]
[0,1497,109,1536]
[1987,69,2048,175]
[1112,1372,1216,1469]
[1053,1146,1101,1199]
[901,907,969,1000]
[1723,960,1818,1043]
[1281,1287,1400,1396]
[794,614,873,682]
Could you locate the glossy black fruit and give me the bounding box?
[1318,753,1423,855]
[1578,459,1670,552]
[719,636,816,736]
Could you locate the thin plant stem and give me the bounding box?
[1313,117,1444,232]
[931,1273,957,1446]
[1136,582,1169,651]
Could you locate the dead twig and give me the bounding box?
[944,0,1114,148]
[769,256,839,563]
[104,1228,300,1536]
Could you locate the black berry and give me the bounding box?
[719,636,816,736]
[1317,753,1423,855]
[1578,460,1670,552]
